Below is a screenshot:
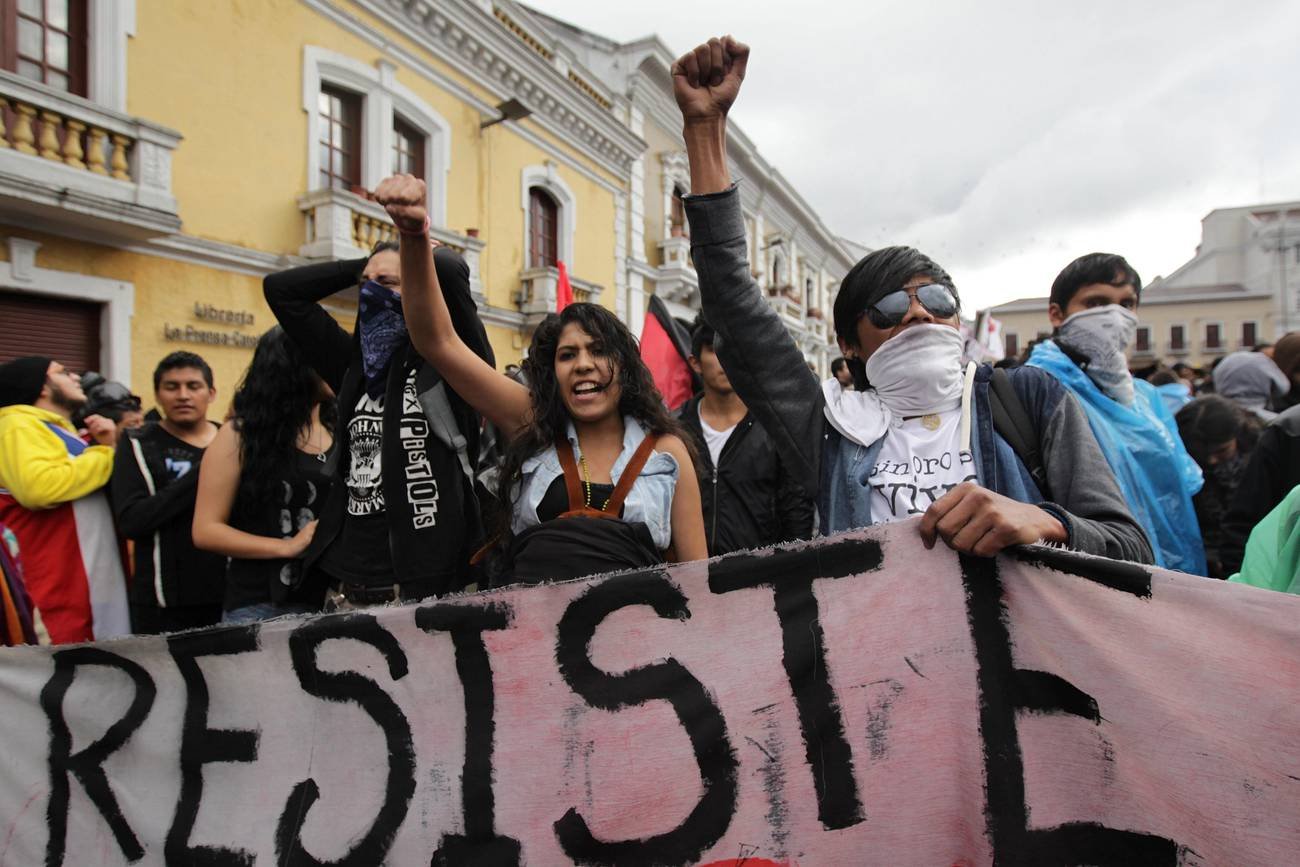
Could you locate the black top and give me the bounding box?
[223,447,335,612]
[536,476,621,522]
[111,423,226,608]
[316,389,394,583]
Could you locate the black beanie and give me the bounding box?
[0,356,51,408]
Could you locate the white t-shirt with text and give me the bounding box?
[866,409,976,523]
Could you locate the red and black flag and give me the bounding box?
[639,295,698,410]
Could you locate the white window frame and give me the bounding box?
[88,0,135,112]
[1004,331,1020,357]
[1,238,133,385]
[521,163,576,268]
[302,47,450,226]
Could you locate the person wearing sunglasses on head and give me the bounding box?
[667,35,1152,562]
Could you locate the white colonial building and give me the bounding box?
[516,5,858,372]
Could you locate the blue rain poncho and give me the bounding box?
[1029,340,1206,573]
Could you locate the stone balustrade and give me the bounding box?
[0,70,181,239]
[298,187,486,300]
[517,265,603,327]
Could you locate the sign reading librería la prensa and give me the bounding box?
[0,520,1296,866]
[162,303,259,349]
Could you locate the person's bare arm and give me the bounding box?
[661,434,708,562]
[672,36,748,195]
[374,173,532,440]
[192,423,316,559]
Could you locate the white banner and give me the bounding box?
[0,519,1296,865]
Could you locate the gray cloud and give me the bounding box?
[528,0,1300,306]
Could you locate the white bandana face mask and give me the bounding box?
[863,323,966,417]
[1056,305,1139,405]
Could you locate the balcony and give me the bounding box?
[0,70,181,240]
[651,234,699,319]
[769,288,804,331]
[298,188,486,301]
[516,266,603,327]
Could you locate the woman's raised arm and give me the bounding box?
[374,174,532,441]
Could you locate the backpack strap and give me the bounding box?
[417,380,474,483]
[553,437,588,512]
[555,432,661,518]
[604,433,661,515]
[988,367,1051,498]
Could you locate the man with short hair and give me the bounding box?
[831,357,854,389]
[1026,253,1205,573]
[679,322,814,555]
[0,357,130,643]
[111,351,226,634]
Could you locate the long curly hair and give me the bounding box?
[497,303,697,516]
[230,326,336,506]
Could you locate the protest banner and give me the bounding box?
[0,519,1296,865]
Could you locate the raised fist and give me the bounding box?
[671,36,749,124]
[373,174,428,234]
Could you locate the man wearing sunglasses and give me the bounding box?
[1025,254,1205,573]
[666,36,1152,562]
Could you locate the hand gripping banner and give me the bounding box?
[0,519,1297,865]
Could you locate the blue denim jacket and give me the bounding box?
[511,416,679,549]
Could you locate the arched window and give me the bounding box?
[528,187,559,269]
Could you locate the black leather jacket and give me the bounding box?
[678,395,815,556]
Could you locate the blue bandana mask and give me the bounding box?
[358,280,407,399]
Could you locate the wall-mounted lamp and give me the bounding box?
[481,98,533,130]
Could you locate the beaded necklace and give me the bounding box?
[577,453,613,511]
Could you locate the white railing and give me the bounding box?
[517,265,603,326]
[0,70,181,237]
[298,187,486,298]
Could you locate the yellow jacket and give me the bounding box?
[0,405,114,510]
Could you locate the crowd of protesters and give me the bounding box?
[4,35,1300,645]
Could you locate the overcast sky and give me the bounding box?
[527,0,1300,310]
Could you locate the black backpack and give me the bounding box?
[987,367,1051,500]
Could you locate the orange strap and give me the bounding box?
[555,432,662,517]
[554,437,588,512]
[605,434,660,514]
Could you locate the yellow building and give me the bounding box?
[0,0,642,413]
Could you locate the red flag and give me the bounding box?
[556,260,574,312]
[639,295,696,410]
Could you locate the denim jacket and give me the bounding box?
[512,416,679,549]
[820,366,1068,539]
[684,184,1153,564]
